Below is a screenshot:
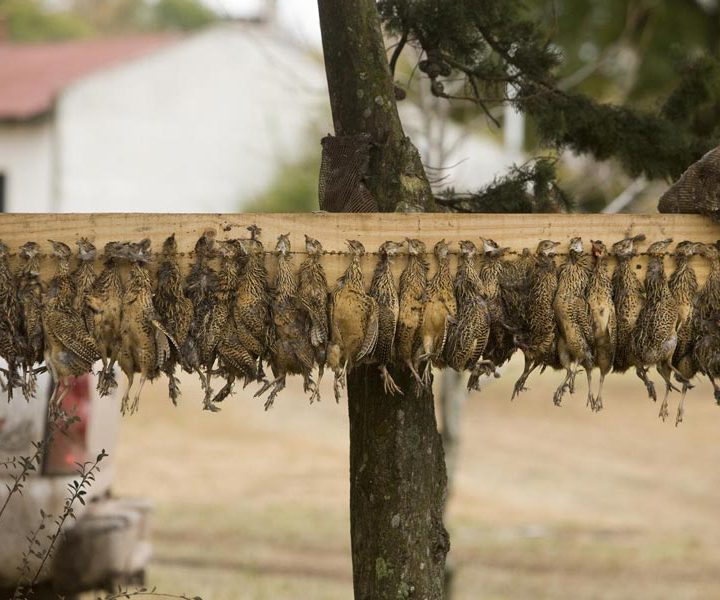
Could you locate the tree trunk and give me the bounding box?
[317,2,449,598]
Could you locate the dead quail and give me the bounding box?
[417,240,456,386]
[369,240,403,395]
[43,240,100,407]
[118,240,174,415]
[185,230,219,397]
[692,243,720,404]
[499,247,534,337]
[668,241,702,424]
[16,242,44,398]
[395,238,428,386]
[0,242,23,396]
[694,314,720,403]
[88,242,126,396]
[446,240,495,391]
[477,238,516,369]
[233,229,273,382]
[203,239,258,409]
[632,239,687,420]
[327,240,378,401]
[256,234,318,408]
[586,240,616,411]
[297,235,330,378]
[553,237,593,407]
[154,234,199,404]
[512,241,561,399]
[72,238,97,336]
[612,235,646,374]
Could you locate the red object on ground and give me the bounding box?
[44,375,92,475]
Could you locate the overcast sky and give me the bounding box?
[201,0,321,46]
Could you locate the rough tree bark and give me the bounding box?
[317,2,449,598]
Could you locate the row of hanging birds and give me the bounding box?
[0,227,718,424]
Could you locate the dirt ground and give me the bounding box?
[110,357,720,599]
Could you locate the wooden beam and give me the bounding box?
[1,212,718,281]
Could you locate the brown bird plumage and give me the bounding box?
[155,234,199,405]
[632,239,687,420]
[446,241,494,390]
[16,242,44,398]
[668,241,702,424]
[297,235,330,378]
[118,240,174,415]
[369,240,403,395]
[72,238,97,336]
[327,240,378,401]
[395,238,428,386]
[43,240,100,407]
[692,243,720,404]
[257,234,319,408]
[586,240,616,411]
[694,314,720,403]
[512,240,561,399]
[553,237,594,407]
[0,241,23,396]
[88,241,126,396]
[417,240,456,385]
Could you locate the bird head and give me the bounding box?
[536,240,560,257]
[48,240,72,260]
[699,242,720,260]
[433,239,449,260]
[127,239,152,264]
[76,237,97,262]
[247,224,262,241]
[379,240,403,258]
[646,238,673,256]
[218,239,241,259]
[19,241,40,260]
[590,240,607,258]
[195,230,217,259]
[405,238,426,256]
[673,240,702,258]
[612,234,644,258]
[162,234,178,256]
[103,241,127,261]
[275,233,292,256]
[305,234,324,256]
[346,240,366,256]
[568,237,583,255]
[458,240,478,258]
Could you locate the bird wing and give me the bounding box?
[45,306,99,365]
[356,297,379,362]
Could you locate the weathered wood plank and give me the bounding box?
[1,212,718,282]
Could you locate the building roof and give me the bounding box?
[0,34,181,121]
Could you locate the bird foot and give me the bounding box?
[212,381,234,404]
[380,365,403,396]
[593,395,604,413]
[659,399,669,422]
[675,406,684,427]
[511,381,528,401]
[553,384,569,407]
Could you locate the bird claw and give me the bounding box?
[659,399,669,422]
[675,406,684,427]
[380,365,403,396]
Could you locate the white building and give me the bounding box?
[0,22,329,213]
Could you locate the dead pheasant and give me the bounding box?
[327,240,378,401]
[256,234,318,408]
[552,237,593,407]
[668,241,702,424]
[512,240,561,399]
[395,238,428,387]
[694,314,720,403]
[297,235,330,378]
[369,240,403,395]
[0,242,23,396]
[632,239,687,420]
[43,240,100,407]
[586,240,616,411]
[118,240,174,415]
[417,240,456,385]
[692,243,720,406]
[16,242,44,398]
[88,242,126,396]
[446,240,494,390]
